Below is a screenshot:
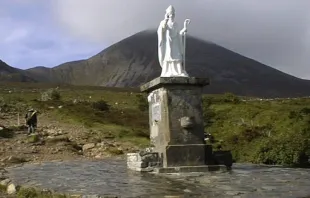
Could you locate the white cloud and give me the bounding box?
[52,0,199,44]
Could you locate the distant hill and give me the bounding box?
[2,30,310,98]
[0,60,35,82]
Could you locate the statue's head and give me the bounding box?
[166,5,175,19]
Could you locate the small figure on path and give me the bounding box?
[25,108,37,134]
[157,5,191,77]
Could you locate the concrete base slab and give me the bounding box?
[152,165,229,174]
[126,151,233,174]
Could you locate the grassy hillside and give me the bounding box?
[1,83,309,167]
[0,83,148,147]
[204,94,310,167]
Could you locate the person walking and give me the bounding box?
[25,108,37,134]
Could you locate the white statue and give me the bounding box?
[157,5,190,77]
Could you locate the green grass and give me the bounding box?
[204,95,310,167]
[0,185,81,198]
[0,84,150,149]
[17,187,69,198]
[26,134,40,143]
[1,83,310,166]
[0,184,6,192]
[0,183,76,198]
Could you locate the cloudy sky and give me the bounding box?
[0,0,309,79]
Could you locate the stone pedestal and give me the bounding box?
[127,77,232,173]
[141,77,210,168]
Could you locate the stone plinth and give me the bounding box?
[142,77,210,168]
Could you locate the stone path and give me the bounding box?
[4,160,310,198]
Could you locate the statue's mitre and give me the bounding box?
[166,5,175,13]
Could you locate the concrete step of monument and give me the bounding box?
[152,165,228,174]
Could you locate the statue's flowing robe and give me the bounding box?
[157,20,183,68]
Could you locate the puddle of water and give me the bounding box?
[5,160,310,198]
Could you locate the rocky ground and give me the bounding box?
[0,112,141,197]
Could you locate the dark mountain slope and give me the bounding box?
[17,30,310,97]
[0,60,36,82]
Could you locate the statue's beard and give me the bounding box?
[167,21,175,28]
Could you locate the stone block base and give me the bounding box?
[152,165,228,174]
[127,151,228,173]
[165,144,213,167]
[126,147,233,173]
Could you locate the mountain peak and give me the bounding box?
[3,31,310,98]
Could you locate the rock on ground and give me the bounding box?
[7,183,16,195]
[0,179,10,186]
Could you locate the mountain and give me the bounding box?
[4,30,310,98]
[0,60,35,82]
